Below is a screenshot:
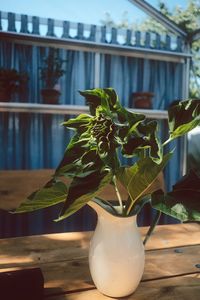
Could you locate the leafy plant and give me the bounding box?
[152,169,200,222]
[40,48,66,89]
[15,88,200,226]
[0,68,28,96]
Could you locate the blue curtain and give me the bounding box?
[0,41,184,237]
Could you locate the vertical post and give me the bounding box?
[20,14,29,34]
[8,12,16,32]
[94,26,101,88]
[125,29,132,46]
[62,21,70,38]
[135,31,141,47]
[181,42,191,175]
[46,18,55,37]
[32,16,40,35]
[0,11,2,31]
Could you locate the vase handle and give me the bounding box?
[143,210,161,246]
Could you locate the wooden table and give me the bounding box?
[0,223,200,299]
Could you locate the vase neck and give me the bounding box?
[88,200,137,226]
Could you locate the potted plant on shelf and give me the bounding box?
[132,91,154,109]
[40,48,66,104]
[14,88,200,298]
[0,68,28,102]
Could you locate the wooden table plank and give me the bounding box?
[0,223,200,299]
[144,222,200,250]
[0,231,91,268]
[144,245,200,280]
[49,274,200,300]
[42,244,200,295]
[0,223,200,270]
[1,244,199,296]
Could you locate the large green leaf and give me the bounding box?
[137,120,163,163]
[122,120,163,164]
[119,152,172,214]
[14,181,68,213]
[55,134,91,177]
[90,197,119,216]
[117,165,138,189]
[151,170,200,221]
[79,88,109,115]
[62,114,92,131]
[126,110,145,128]
[168,99,200,140]
[127,196,151,216]
[103,88,119,108]
[55,170,112,221]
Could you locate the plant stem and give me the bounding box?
[143,210,161,246]
[162,138,171,146]
[113,175,124,215]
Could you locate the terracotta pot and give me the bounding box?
[41,89,61,104]
[132,92,154,109]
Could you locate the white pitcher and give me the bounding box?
[88,201,145,298]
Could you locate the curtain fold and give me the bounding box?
[0,40,184,237]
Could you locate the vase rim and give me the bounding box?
[88,200,137,221]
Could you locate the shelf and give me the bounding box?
[0,102,168,119]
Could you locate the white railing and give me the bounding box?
[0,102,168,119]
[0,10,185,53]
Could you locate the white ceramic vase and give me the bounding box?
[88,201,145,298]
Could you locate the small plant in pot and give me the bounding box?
[0,68,28,102]
[15,88,200,297]
[40,48,66,104]
[132,91,154,109]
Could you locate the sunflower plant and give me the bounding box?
[15,88,200,228]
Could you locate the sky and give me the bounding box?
[0,0,188,25]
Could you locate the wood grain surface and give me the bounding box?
[49,274,200,300]
[0,223,200,299]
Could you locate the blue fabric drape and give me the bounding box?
[0,41,184,237]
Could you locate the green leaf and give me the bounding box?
[122,120,163,163]
[151,169,200,222]
[122,136,147,157]
[122,152,173,214]
[117,165,138,189]
[127,195,151,216]
[55,135,91,177]
[104,88,119,108]
[79,88,108,115]
[168,99,200,140]
[138,120,163,163]
[91,197,119,216]
[126,110,145,132]
[62,114,92,130]
[14,181,68,213]
[55,170,112,221]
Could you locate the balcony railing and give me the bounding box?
[0,10,189,62]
